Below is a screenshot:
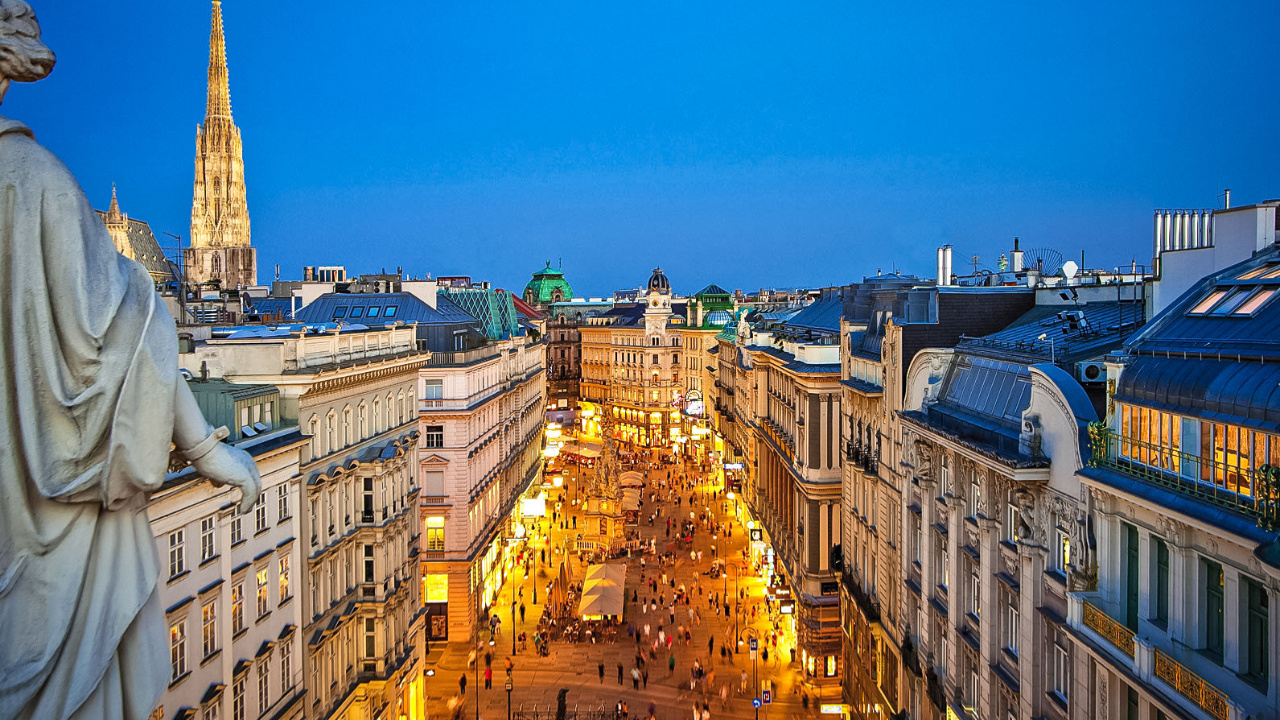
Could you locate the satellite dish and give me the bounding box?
[1023,248,1065,276]
[1061,260,1079,280]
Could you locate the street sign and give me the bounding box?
[749,638,758,651]
[505,678,513,691]
[752,699,761,709]
[762,690,772,705]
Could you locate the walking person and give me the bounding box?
[599,662,606,684]
[618,662,625,685]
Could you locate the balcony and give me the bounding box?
[1087,423,1280,529]
[1068,593,1238,720]
[423,346,503,367]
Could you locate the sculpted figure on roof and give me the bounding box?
[0,4,260,718]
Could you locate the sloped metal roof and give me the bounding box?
[294,292,476,327]
[1115,356,1280,433]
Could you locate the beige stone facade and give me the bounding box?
[416,336,546,641]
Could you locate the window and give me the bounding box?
[232,676,245,720]
[1245,577,1270,682]
[343,407,353,446]
[384,306,398,318]
[363,544,375,583]
[255,493,267,533]
[364,617,376,659]
[970,477,981,517]
[1204,559,1225,661]
[1236,288,1276,316]
[367,306,381,318]
[167,529,186,578]
[652,354,659,364]
[326,413,336,454]
[203,699,221,720]
[308,416,319,456]
[170,619,187,681]
[425,573,449,603]
[939,455,950,497]
[1003,593,1019,656]
[937,541,949,591]
[280,640,293,693]
[277,481,290,520]
[1153,537,1169,625]
[424,379,443,400]
[1188,289,1229,315]
[349,306,364,318]
[424,470,445,497]
[279,557,291,601]
[425,425,444,449]
[256,568,269,618]
[1005,498,1018,542]
[200,516,216,563]
[426,516,445,551]
[1050,636,1069,702]
[230,515,242,545]
[231,582,244,634]
[969,564,981,619]
[1057,526,1070,571]
[202,600,218,658]
[258,658,270,714]
[334,306,348,319]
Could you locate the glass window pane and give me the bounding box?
[1190,290,1228,314]
[1236,289,1276,316]
[1210,290,1250,315]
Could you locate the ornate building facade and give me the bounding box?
[179,325,429,720]
[185,0,257,290]
[579,269,687,455]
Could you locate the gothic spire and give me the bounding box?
[106,183,125,224]
[205,0,232,121]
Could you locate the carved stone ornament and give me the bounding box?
[913,437,934,482]
[1015,488,1037,543]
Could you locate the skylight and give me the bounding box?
[1235,288,1276,316]
[1188,290,1228,315]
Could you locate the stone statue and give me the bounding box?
[912,438,934,481]
[0,4,262,718]
[1015,488,1037,543]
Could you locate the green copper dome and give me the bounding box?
[523,262,574,306]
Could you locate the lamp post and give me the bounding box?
[511,598,517,655]
[745,627,760,720]
[505,674,513,720]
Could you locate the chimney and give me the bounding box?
[1011,236,1024,272]
[943,245,954,286]
[936,247,946,286]
[1224,188,1231,209]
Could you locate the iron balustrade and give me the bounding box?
[1088,422,1280,529]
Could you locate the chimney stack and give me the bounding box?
[1224,188,1231,209]
[1011,237,1024,272]
[936,247,946,286]
[943,245,953,286]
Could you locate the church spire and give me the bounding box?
[205,0,232,122]
[107,183,121,218]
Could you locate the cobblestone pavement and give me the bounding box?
[424,454,820,720]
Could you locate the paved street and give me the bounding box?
[425,452,816,720]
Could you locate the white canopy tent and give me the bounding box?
[578,563,627,620]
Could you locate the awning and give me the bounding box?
[561,442,602,458]
[621,487,642,511]
[578,563,627,619]
[619,471,644,487]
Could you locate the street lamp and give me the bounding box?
[511,599,517,655]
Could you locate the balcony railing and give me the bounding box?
[1154,648,1230,720]
[1082,600,1134,658]
[1088,423,1280,529]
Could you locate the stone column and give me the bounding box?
[1018,541,1047,720]
[1224,566,1242,673]
[944,493,964,697]
[977,516,1001,719]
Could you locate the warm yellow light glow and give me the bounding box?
[747,520,756,530]
[727,492,735,500]
[553,476,564,487]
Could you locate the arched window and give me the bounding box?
[386,394,394,428]
[373,398,382,433]
[308,415,319,457]
[211,252,222,279]
[358,403,368,439]
[397,392,405,425]
[343,407,353,446]
[326,412,337,455]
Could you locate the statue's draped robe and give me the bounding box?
[0,116,177,720]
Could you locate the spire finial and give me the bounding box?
[205,0,232,121]
[106,183,123,222]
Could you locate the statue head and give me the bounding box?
[0,0,55,104]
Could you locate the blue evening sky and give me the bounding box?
[8,1,1279,297]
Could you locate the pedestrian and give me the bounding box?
[708,637,714,655]
[519,602,526,623]
[632,666,641,690]
[484,665,492,690]
[618,662,625,685]
[599,662,606,684]
[459,674,467,696]
[668,655,676,675]
[643,668,649,689]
